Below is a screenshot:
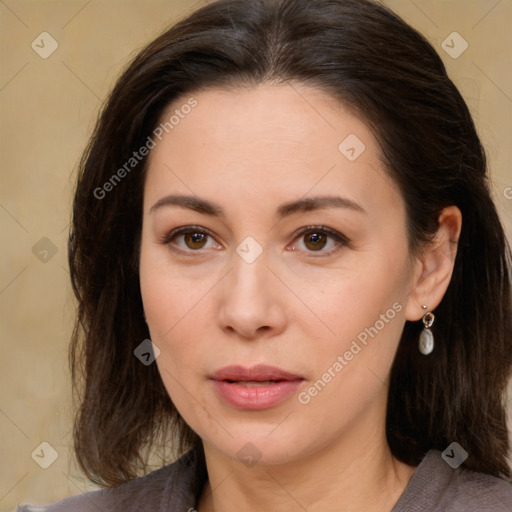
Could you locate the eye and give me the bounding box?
[161,225,348,256]
[161,226,222,252]
[290,226,349,255]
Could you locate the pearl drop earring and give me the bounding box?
[419,305,435,355]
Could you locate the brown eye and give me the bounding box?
[291,226,349,255]
[303,232,328,251]
[184,232,208,250]
[163,226,221,253]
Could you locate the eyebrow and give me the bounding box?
[149,194,366,218]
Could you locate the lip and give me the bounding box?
[211,364,303,382]
[210,365,304,410]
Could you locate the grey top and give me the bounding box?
[17,449,512,511]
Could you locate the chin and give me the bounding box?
[200,420,324,467]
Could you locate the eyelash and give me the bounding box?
[160,225,350,256]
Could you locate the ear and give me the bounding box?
[405,206,462,321]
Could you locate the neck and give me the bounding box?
[197,407,415,512]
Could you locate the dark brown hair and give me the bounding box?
[69,0,512,486]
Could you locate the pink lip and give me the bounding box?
[210,365,304,410]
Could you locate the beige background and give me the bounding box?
[1,0,511,510]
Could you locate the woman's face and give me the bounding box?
[140,83,418,465]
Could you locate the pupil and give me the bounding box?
[186,232,206,249]
[305,232,326,251]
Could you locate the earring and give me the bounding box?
[419,305,435,355]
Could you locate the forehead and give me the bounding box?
[143,83,400,219]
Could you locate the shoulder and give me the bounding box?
[444,466,512,511]
[393,450,512,512]
[16,448,202,512]
[15,464,173,512]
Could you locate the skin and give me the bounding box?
[139,83,462,512]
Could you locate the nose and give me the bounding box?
[218,253,287,340]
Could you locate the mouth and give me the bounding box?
[210,364,304,383]
[210,365,304,410]
[224,380,283,387]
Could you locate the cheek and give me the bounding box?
[291,254,407,344]
[140,272,206,372]
[140,264,209,424]
[139,242,216,393]
[139,239,212,340]
[289,260,409,410]
[294,279,406,432]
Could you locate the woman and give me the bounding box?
[18,0,512,510]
